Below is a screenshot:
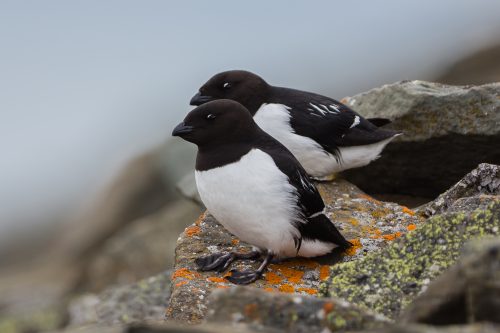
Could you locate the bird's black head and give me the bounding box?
[190,70,269,115]
[172,99,258,148]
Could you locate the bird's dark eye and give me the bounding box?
[222,82,231,89]
[206,114,216,120]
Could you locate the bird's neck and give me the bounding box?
[196,142,253,171]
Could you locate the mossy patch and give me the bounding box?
[326,199,500,318]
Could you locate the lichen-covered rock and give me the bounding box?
[401,237,500,325]
[166,180,423,323]
[205,286,389,333]
[422,163,500,216]
[326,197,500,319]
[69,271,171,326]
[341,81,500,198]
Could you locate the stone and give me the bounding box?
[401,237,500,325]
[341,81,500,198]
[422,163,500,217]
[166,179,424,323]
[326,197,500,319]
[81,200,202,292]
[51,323,272,333]
[362,323,500,333]
[69,271,171,326]
[205,286,389,333]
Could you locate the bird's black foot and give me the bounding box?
[224,252,274,285]
[195,251,260,272]
[226,269,262,285]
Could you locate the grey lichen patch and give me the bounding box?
[326,198,500,319]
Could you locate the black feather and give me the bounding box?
[298,214,352,249]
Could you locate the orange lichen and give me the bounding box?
[297,287,317,295]
[279,284,295,293]
[323,302,335,314]
[207,276,226,283]
[283,258,319,269]
[275,266,304,283]
[244,303,259,318]
[231,239,240,245]
[382,231,403,241]
[194,212,206,226]
[216,285,229,289]
[407,224,417,231]
[175,281,188,287]
[263,287,276,292]
[265,271,283,284]
[402,206,416,216]
[348,217,359,226]
[320,265,330,281]
[358,193,381,203]
[344,238,362,256]
[172,268,200,280]
[185,225,201,237]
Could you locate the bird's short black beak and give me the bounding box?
[190,92,214,106]
[172,122,194,137]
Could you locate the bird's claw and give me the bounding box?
[225,269,261,285]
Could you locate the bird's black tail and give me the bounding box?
[299,214,352,250]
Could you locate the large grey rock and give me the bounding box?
[205,286,389,333]
[326,196,500,319]
[422,163,500,217]
[69,271,171,326]
[401,238,500,325]
[342,81,500,198]
[166,180,424,323]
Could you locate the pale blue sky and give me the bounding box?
[1,0,500,239]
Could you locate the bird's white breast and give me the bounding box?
[195,149,302,256]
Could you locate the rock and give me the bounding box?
[51,323,272,333]
[361,323,500,333]
[401,237,500,325]
[166,179,424,323]
[341,81,500,198]
[205,286,389,333]
[326,197,500,319]
[80,200,202,292]
[422,163,500,216]
[69,270,171,326]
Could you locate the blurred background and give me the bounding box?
[1,0,500,327]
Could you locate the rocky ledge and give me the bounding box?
[166,180,424,324]
[165,163,500,332]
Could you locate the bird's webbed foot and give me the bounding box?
[195,250,260,272]
[225,252,274,285]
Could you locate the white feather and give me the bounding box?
[253,103,399,178]
[195,149,336,258]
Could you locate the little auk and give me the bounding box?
[190,70,401,180]
[172,99,351,284]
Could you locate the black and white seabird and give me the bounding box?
[172,100,351,284]
[190,70,402,180]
